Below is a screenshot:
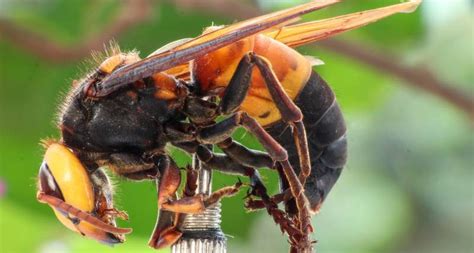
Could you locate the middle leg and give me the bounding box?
[216,52,311,186]
[195,145,303,240]
[201,52,312,233]
[197,111,312,235]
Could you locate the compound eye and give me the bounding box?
[41,143,95,212]
[37,143,130,244]
[38,161,64,200]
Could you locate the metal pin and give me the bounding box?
[171,155,226,253]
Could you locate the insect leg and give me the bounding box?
[152,154,243,214]
[251,54,313,235]
[160,181,243,214]
[171,132,303,241]
[197,50,311,185]
[197,112,288,161]
[252,54,311,185]
[219,52,254,114]
[243,165,292,212]
[192,50,312,235]
[172,139,275,174]
[149,155,182,249]
[196,111,312,235]
[240,113,313,248]
[245,190,292,211]
[195,145,302,239]
[172,141,200,154]
[148,209,183,249]
[154,155,181,206]
[213,138,295,210]
[149,161,228,249]
[164,121,196,143]
[183,165,199,197]
[217,137,274,169]
[149,157,219,249]
[183,96,218,124]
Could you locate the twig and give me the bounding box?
[0,0,152,63]
[317,39,474,121]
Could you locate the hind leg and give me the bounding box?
[195,145,302,240]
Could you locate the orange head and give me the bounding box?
[37,142,131,244]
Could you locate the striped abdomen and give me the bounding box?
[193,34,312,126]
[267,71,347,214]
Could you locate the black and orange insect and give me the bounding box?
[36,1,421,252]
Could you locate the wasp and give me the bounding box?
[36,0,421,252]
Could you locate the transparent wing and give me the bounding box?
[266,0,421,47]
[94,0,339,97]
[142,0,422,82]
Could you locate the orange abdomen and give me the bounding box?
[192,34,312,126]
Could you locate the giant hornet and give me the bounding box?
[36,0,421,252]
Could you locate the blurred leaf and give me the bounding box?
[0,201,170,253]
[307,47,394,113]
[0,1,471,252]
[4,0,120,43]
[118,4,226,55]
[0,200,53,253]
[229,168,414,253]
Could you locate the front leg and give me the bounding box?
[160,181,243,214]
[149,155,182,249]
[156,154,243,214]
[148,155,244,249]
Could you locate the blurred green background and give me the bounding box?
[0,0,472,252]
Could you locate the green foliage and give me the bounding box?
[1,1,472,252]
[301,0,423,46]
[307,48,394,112]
